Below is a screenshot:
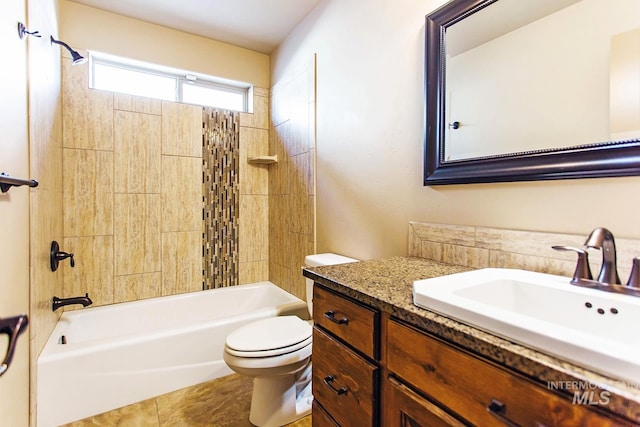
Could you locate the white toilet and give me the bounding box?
[223,253,358,427]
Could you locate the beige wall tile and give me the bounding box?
[271,80,291,127]
[31,88,63,191]
[29,11,66,414]
[114,93,162,115]
[161,101,202,157]
[114,272,162,303]
[409,221,640,282]
[114,194,161,275]
[240,88,269,129]
[63,148,114,236]
[63,235,114,307]
[289,70,310,156]
[62,59,113,150]
[289,194,312,235]
[239,195,268,263]
[270,263,292,295]
[291,151,314,198]
[30,188,63,352]
[476,227,581,256]
[239,126,269,195]
[162,231,203,295]
[269,195,290,267]
[269,122,292,195]
[418,239,490,268]
[268,57,316,294]
[289,232,314,301]
[409,221,477,246]
[59,65,265,312]
[114,111,161,194]
[239,261,269,285]
[489,251,572,276]
[161,156,202,232]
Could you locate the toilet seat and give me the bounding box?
[225,316,312,358]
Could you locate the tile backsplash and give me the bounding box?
[409,221,640,282]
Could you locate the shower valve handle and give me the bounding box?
[50,241,75,271]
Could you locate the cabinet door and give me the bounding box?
[385,376,467,427]
[313,401,340,426]
[387,319,632,427]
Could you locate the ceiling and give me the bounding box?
[67,0,323,54]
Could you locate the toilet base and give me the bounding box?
[249,365,313,427]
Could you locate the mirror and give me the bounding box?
[424,0,640,185]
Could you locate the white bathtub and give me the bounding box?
[37,282,309,427]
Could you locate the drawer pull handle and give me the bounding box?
[323,375,347,395]
[487,399,519,427]
[324,310,348,325]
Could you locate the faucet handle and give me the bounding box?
[626,257,640,288]
[552,245,593,282]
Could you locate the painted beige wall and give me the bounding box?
[271,0,640,261]
[58,1,270,88]
[0,1,30,425]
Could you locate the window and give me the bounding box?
[90,53,250,112]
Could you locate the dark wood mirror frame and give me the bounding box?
[424,0,640,185]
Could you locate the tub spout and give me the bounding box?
[52,293,92,312]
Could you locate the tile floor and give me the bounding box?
[62,374,312,427]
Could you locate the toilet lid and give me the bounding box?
[225,316,312,354]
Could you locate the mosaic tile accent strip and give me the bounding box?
[203,109,240,289]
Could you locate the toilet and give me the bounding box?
[223,253,358,427]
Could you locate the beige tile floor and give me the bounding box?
[62,374,312,427]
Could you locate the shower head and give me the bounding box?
[50,36,87,65]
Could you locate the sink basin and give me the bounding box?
[413,268,640,383]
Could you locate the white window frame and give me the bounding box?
[89,52,250,112]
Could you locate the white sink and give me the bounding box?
[413,268,640,383]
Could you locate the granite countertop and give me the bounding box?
[302,256,640,422]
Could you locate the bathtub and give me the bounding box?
[37,282,309,427]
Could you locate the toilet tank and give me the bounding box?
[304,253,358,316]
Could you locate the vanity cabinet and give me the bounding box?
[385,318,631,426]
[311,282,634,426]
[312,285,380,426]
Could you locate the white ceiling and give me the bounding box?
[67,0,323,54]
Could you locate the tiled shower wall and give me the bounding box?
[239,87,270,284]
[269,57,316,301]
[28,0,63,421]
[409,221,640,280]
[60,56,270,307]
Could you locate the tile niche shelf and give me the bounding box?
[247,155,278,165]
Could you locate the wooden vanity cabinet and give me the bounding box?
[312,285,380,426]
[386,318,632,427]
[311,283,634,426]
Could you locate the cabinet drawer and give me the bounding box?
[313,285,378,359]
[313,327,378,427]
[387,319,626,427]
[313,401,340,427]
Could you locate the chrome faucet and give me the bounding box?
[584,227,620,285]
[52,293,92,312]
